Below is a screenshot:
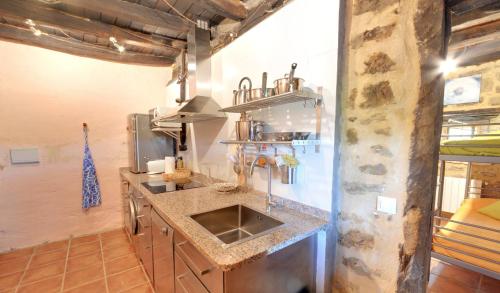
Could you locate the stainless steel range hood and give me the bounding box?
[155,26,226,123]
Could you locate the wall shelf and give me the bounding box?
[220,140,320,146]
[219,90,322,113]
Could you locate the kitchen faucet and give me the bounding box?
[249,155,276,212]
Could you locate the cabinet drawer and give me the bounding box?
[174,233,223,293]
[175,253,209,293]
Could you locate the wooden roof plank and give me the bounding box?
[54,0,191,32]
[0,0,186,51]
[0,23,174,66]
[199,0,247,21]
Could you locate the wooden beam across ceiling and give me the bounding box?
[447,0,499,15]
[449,36,500,67]
[48,0,192,33]
[0,0,185,53]
[449,1,500,28]
[200,0,248,21]
[0,23,175,66]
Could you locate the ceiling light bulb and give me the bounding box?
[117,46,125,53]
[25,19,35,26]
[109,36,117,43]
[30,26,42,36]
[439,58,458,75]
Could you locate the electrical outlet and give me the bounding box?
[377,196,397,215]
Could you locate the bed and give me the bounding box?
[434,111,500,279]
[440,132,500,157]
[432,198,500,274]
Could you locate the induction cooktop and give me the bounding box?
[141,181,205,194]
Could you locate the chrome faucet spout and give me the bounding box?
[249,155,276,212]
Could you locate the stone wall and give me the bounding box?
[333,0,444,292]
[444,59,500,112]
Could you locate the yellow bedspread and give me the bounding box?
[440,132,500,156]
[433,198,500,273]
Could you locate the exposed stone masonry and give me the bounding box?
[333,0,444,292]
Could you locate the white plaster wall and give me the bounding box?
[168,0,339,211]
[0,41,170,252]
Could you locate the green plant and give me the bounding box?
[282,154,299,168]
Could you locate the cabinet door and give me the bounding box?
[137,205,154,282]
[152,210,175,293]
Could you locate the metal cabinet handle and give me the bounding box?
[176,241,212,276]
[176,274,208,293]
[176,275,189,293]
[161,227,168,236]
[137,216,150,228]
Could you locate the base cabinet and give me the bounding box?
[122,181,317,293]
[224,236,317,293]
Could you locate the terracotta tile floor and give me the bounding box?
[0,228,153,293]
[428,258,500,293]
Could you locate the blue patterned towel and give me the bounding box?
[82,125,101,209]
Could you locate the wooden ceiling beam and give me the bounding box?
[0,0,186,52]
[200,0,248,21]
[447,0,499,15]
[450,18,500,44]
[449,34,500,67]
[0,23,174,66]
[450,1,500,27]
[47,0,191,33]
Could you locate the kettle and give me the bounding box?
[233,77,252,106]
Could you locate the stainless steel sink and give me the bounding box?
[190,205,284,245]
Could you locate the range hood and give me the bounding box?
[154,26,226,123]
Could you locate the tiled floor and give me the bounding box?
[428,258,500,293]
[0,229,153,293]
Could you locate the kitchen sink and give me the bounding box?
[190,205,284,245]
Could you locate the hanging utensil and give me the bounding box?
[288,63,297,91]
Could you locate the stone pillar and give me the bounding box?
[332,0,445,292]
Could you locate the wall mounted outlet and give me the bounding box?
[377,196,397,215]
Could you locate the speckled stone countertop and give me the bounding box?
[120,168,329,271]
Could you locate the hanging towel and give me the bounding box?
[82,124,101,209]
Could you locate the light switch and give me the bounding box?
[10,148,40,164]
[377,196,397,215]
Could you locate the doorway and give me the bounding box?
[428,0,500,291]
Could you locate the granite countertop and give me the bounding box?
[120,168,330,271]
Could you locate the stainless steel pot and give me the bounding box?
[274,63,304,94]
[249,88,274,101]
[236,120,265,141]
[274,76,304,94]
[235,120,251,141]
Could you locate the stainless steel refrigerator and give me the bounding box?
[127,113,174,173]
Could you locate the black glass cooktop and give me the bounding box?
[141,181,205,194]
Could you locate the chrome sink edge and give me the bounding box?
[186,203,287,249]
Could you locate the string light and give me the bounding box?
[109,36,126,53]
[25,19,43,37]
